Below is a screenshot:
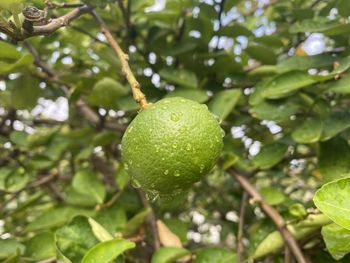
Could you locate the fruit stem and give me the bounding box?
[91,9,149,110]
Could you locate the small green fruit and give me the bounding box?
[121,97,224,199]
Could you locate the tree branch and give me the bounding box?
[30,6,91,37]
[91,9,149,109]
[228,169,307,263]
[137,189,161,251]
[237,191,247,263]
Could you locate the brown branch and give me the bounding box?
[91,9,149,109]
[228,169,307,263]
[237,191,247,263]
[29,6,91,37]
[137,189,161,251]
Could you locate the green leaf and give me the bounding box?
[260,187,286,206]
[88,217,114,242]
[321,112,350,141]
[11,75,41,110]
[246,45,277,65]
[151,247,190,263]
[26,207,93,232]
[314,177,350,230]
[163,218,188,244]
[193,248,236,263]
[290,18,350,35]
[0,53,33,74]
[0,41,21,60]
[292,117,323,143]
[25,232,55,261]
[208,90,241,120]
[0,239,25,260]
[278,55,336,73]
[322,223,350,260]
[159,68,198,89]
[165,88,209,103]
[217,24,252,37]
[337,0,350,17]
[253,214,331,259]
[327,75,350,94]
[87,78,128,109]
[115,166,130,190]
[55,216,99,263]
[5,168,28,192]
[318,137,350,182]
[72,169,106,204]
[123,207,151,237]
[250,98,300,123]
[262,71,319,99]
[82,239,135,263]
[95,204,127,234]
[252,143,288,169]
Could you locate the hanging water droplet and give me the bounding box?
[131,177,141,188]
[146,190,159,202]
[220,129,225,138]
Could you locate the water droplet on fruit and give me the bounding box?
[174,170,180,177]
[220,129,225,138]
[186,143,192,151]
[170,113,180,122]
[161,157,165,161]
[164,170,169,175]
[131,177,141,188]
[146,190,159,202]
[172,144,177,149]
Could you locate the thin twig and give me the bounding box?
[237,191,247,263]
[30,6,91,37]
[137,189,161,251]
[91,9,149,109]
[228,169,307,263]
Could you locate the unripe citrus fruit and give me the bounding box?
[121,97,224,199]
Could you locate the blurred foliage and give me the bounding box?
[1,0,350,262]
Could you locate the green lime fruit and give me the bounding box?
[121,97,224,199]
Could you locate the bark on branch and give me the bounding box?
[228,168,307,263]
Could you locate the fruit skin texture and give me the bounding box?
[121,97,224,198]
